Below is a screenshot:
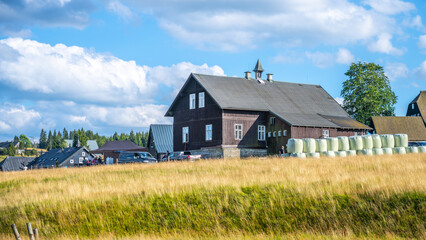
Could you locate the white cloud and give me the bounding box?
[334,97,344,106]
[0,38,223,105]
[363,0,415,15]
[368,33,403,55]
[415,61,426,81]
[70,115,87,123]
[123,0,398,51]
[419,35,426,49]
[336,48,355,65]
[0,104,41,133]
[107,0,136,21]
[385,62,409,81]
[403,15,423,28]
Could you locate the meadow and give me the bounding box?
[0,154,424,239]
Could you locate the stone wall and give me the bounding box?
[192,146,267,158]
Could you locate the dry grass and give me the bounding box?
[1,154,424,209]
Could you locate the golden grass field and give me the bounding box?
[0,154,425,239]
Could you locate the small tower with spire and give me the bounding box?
[253,59,264,79]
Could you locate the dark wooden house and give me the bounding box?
[406,91,426,124]
[371,116,426,142]
[165,61,370,157]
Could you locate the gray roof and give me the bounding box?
[166,73,370,129]
[29,147,91,168]
[0,157,35,171]
[0,141,19,149]
[149,124,173,153]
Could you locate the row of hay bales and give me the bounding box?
[286,134,425,158]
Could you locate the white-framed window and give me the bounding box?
[412,103,415,110]
[234,124,243,140]
[270,117,275,125]
[268,132,271,138]
[278,131,281,137]
[199,92,205,108]
[258,125,265,141]
[205,124,212,141]
[182,127,189,143]
[273,131,276,137]
[189,93,196,109]
[70,159,74,164]
[322,129,329,138]
[82,152,85,156]
[283,130,287,136]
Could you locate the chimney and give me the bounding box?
[266,73,273,82]
[245,71,251,79]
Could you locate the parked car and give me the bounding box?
[162,151,202,161]
[408,141,426,146]
[118,151,157,164]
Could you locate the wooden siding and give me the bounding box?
[266,113,292,154]
[406,102,420,117]
[222,110,267,148]
[173,76,223,151]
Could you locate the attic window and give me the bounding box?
[82,152,85,157]
[412,103,414,110]
[270,117,275,125]
[199,92,205,108]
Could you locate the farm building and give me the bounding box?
[0,156,35,171]
[64,139,99,150]
[165,60,370,157]
[91,140,148,163]
[406,91,426,124]
[147,124,173,160]
[371,116,426,142]
[29,147,94,169]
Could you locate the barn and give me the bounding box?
[165,60,370,157]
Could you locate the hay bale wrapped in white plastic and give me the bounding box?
[357,149,373,156]
[306,152,320,158]
[320,151,335,158]
[406,147,418,153]
[346,150,357,156]
[394,134,408,147]
[290,153,306,158]
[380,134,394,148]
[316,139,328,152]
[382,148,393,155]
[362,135,373,149]
[371,134,382,148]
[393,147,406,154]
[326,137,339,152]
[287,138,304,153]
[337,136,350,151]
[349,136,363,150]
[303,138,316,153]
[372,148,383,155]
[419,146,426,153]
[335,151,347,157]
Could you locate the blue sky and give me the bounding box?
[0,0,425,142]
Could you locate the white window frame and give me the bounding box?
[189,93,196,109]
[82,152,85,156]
[412,103,415,110]
[273,131,276,137]
[205,124,212,141]
[199,92,205,108]
[258,125,265,141]
[322,129,329,138]
[234,124,243,140]
[268,132,271,138]
[270,117,275,125]
[182,127,189,143]
[283,130,287,136]
[278,130,281,137]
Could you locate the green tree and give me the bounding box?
[63,128,69,140]
[19,134,32,148]
[73,133,79,147]
[7,143,16,156]
[341,62,397,126]
[47,130,53,150]
[39,129,48,149]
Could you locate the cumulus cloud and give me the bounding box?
[368,33,403,55]
[419,35,426,49]
[305,48,355,68]
[0,38,223,105]
[0,104,41,133]
[0,0,96,36]
[385,62,409,81]
[363,0,415,15]
[117,0,416,52]
[415,61,426,81]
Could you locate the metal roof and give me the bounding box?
[149,124,173,153]
[371,116,426,141]
[91,140,146,152]
[167,73,370,129]
[0,141,19,149]
[29,147,91,168]
[64,140,98,150]
[0,157,35,171]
